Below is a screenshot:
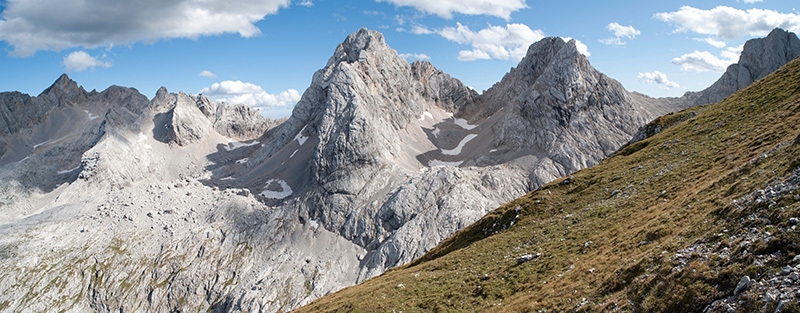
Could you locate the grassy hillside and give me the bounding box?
[295,57,800,313]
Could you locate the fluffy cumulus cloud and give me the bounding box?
[600,22,640,46]
[696,37,728,48]
[199,70,217,78]
[378,0,527,20]
[671,46,742,72]
[200,80,301,110]
[62,51,111,72]
[637,71,679,88]
[0,0,291,56]
[410,25,434,35]
[564,37,591,57]
[655,6,800,41]
[437,23,545,61]
[399,53,431,61]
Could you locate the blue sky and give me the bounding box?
[1,0,799,118]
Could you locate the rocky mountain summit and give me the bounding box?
[1,28,798,313]
[684,28,800,106]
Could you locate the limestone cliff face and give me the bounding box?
[685,28,800,106]
[476,37,676,184]
[629,28,800,145]
[0,74,84,137]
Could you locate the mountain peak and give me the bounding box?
[686,27,800,106]
[477,36,596,118]
[512,36,587,86]
[331,28,392,64]
[39,73,85,100]
[744,27,800,66]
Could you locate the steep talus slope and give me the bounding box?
[295,56,800,313]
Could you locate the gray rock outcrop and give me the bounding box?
[474,37,679,184]
[628,28,800,145]
[685,28,800,106]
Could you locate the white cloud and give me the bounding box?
[655,6,800,41]
[695,37,727,48]
[457,50,491,61]
[600,22,640,46]
[199,70,216,78]
[200,80,301,110]
[743,0,764,3]
[438,23,545,61]
[377,0,527,20]
[298,0,314,7]
[637,71,679,88]
[62,51,111,72]
[0,0,291,57]
[564,37,591,57]
[399,53,431,61]
[721,45,744,62]
[411,25,434,35]
[671,47,741,72]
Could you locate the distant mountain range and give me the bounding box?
[0,28,797,312]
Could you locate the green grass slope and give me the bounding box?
[295,57,800,313]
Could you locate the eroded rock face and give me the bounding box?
[477,37,677,183]
[627,28,800,145]
[0,74,86,137]
[685,28,800,106]
[212,102,280,141]
[151,90,212,146]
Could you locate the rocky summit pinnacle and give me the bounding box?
[335,27,388,63]
[0,28,798,313]
[474,36,678,184]
[685,28,800,106]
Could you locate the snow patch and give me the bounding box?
[138,133,152,149]
[432,127,441,138]
[429,159,463,167]
[309,219,319,230]
[84,110,99,120]
[419,111,433,121]
[235,158,249,164]
[490,149,498,153]
[57,166,81,174]
[220,176,235,181]
[260,179,293,200]
[453,118,477,130]
[295,125,309,146]
[33,140,51,150]
[441,134,478,156]
[224,140,260,151]
[289,149,298,158]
